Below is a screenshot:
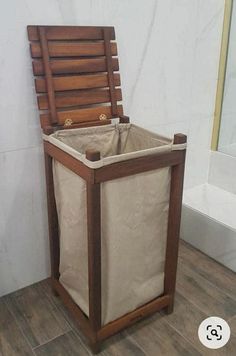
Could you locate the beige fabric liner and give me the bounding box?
[50,123,185,325]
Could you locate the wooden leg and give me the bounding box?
[86,150,102,340]
[164,301,174,315]
[90,341,102,354]
[163,134,186,311]
[44,149,60,281]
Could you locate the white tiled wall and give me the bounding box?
[0,0,224,296]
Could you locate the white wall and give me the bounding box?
[0,0,224,296]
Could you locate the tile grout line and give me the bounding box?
[39,281,74,332]
[0,143,42,155]
[32,330,71,351]
[3,298,38,355]
[124,331,148,356]
[40,282,91,354]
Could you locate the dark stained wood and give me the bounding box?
[86,150,102,352]
[38,88,122,110]
[27,25,115,41]
[164,133,187,314]
[27,25,187,354]
[42,119,111,134]
[44,152,60,280]
[33,57,119,76]
[98,295,171,341]
[30,41,117,58]
[40,104,123,127]
[28,25,123,130]
[86,150,101,162]
[44,142,93,183]
[119,115,130,123]
[38,27,57,124]
[104,28,117,116]
[94,150,183,183]
[61,119,111,130]
[35,73,121,93]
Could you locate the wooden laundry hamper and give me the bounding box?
[27,25,186,353]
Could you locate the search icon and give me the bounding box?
[211,329,219,338]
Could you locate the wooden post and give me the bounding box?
[86,150,102,353]
[164,133,187,314]
[44,150,60,292]
[119,115,130,123]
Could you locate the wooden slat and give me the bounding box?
[62,119,111,130]
[38,88,122,109]
[33,57,119,75]
[27,25,115,41]
[40,104,123,126]
[30,41,117,58]
[98,295,171,341]
[35,73,120,93]
[94,150,183,183]
[44,141,93,183]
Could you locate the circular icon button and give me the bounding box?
[198,317,230,349]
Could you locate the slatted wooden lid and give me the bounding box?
[27,25,123,132]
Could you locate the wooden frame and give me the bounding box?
[28,25,187,353]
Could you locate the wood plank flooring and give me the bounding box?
[1,240,235,355]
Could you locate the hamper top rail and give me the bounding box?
[27,25,123,133]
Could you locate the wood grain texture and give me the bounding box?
[28,25,123,130]
[102,333,146,356]
[163,291,236,356]
[126,313,200,356]
[104,28,117,116]
[2,242,236,355]
[4,283,71,348]
[38,88,122,110]
[33,57,119,76]
[44,142,93,183]
[94,150,183,183]
[177,260,236,318]
[44,152,59,281]
[27,25,115,41]
[38,27,57,124]
[30,41,117,58]
[179,240,236,300]
[40,104,123,127]
[35,73,120,93]
[98,295,171,341]
[0,300,33,356]
[34,330,90,356]
[164,134,186,313]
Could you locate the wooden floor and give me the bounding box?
[1,240,236,356]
